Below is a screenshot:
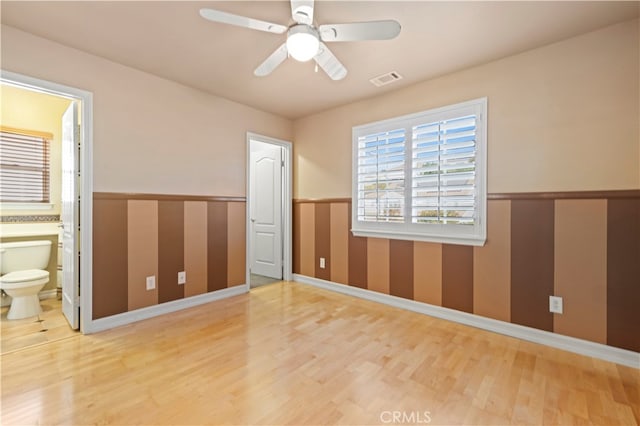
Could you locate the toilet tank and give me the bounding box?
[0,240,52,274]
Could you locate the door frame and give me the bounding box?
[245,132,292,289]
[1,70,94,334]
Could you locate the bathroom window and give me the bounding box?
[0,130,51,203]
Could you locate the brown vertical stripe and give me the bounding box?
[348,204,367,288]
[184,201,208,297]
[607,198,640,352]
[158,201,185,303]
[389,240,413,299]
[413,242,442,306]
[510,200,554,332]
[93,199,128,319]
[127,200,159,310]
[207,201,228,292]
[367,238,390,294]
[293,202,301,274]
[299,203,315,276]
[227,202,246,287]
[330,203,349,285]
[442,244,474,313]
[554,200,607,344]
[315,203,331,280]
[473,200,511,322]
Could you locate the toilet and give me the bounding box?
[0,240,51,320]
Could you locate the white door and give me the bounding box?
[61,102,79,329]
[250,142,283,279]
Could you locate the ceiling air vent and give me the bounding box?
[369,71,403,87]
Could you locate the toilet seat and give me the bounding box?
[0,269,49,287]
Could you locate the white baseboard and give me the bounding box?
[293,274,640,369]
[85,285,247,334]
[39,289,58,300]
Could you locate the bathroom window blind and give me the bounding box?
[0,131,51,203]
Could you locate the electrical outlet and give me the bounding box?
[319,257,326,269]
[549,296,563,314]
[146,275,156,291]
[178,271,186,285]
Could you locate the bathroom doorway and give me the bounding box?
[246,133,292,289]
[0,71,93,340]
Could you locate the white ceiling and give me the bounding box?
[2,1,638,119]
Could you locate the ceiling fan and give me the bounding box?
[199,0,401,81]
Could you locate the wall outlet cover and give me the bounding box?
[319,258,326,269]
[178,271,186,285]
[146,276,156,291]
[549,295,563,314]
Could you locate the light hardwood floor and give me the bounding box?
[1,282,638,425]
[1,297,77,354]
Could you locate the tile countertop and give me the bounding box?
[0,223,60,238]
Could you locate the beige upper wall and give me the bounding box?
[1,25,293,196]
[293,19,640,198]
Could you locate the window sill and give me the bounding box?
[351,228,486,247]
[0,203,54,211]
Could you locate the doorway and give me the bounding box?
[1,70,93,335]
[246,133,292,289]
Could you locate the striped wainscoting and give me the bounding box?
[293,191,640,353]
[93,193,246,320]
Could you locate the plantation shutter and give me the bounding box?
[352,98,486,246]
[356,128,406,223]
[0,131,51,203]
[412,114,477,225]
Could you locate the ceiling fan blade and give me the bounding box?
[314,43,347,81]
[319,20,401,42]
[199,8,287,34]
[290,0,314,25]
[254,43,289,77]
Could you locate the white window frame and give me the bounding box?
[351,97,487,246]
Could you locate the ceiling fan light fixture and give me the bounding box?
[286,25,320,62]
[199,3,401,79]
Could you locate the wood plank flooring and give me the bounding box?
[1,298,77,354]
[1,281,638,425]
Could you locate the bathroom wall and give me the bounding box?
[0,84,71,217]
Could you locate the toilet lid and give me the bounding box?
[1,269,49,283]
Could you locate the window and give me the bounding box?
[352,98,487,246]
[0,130,51,203]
